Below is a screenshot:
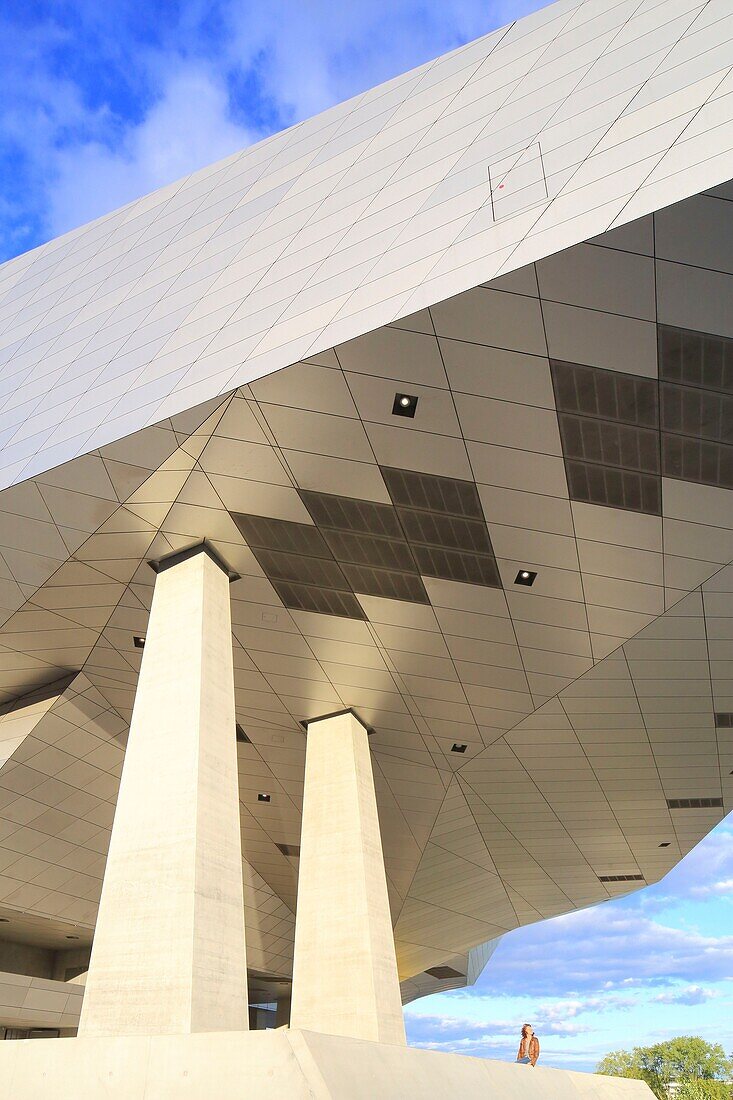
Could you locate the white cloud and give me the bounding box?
[1,0,552,254]
[653,986,721,1006]
[462,901,733,997]
[47,66,257,236]
[690,879,733,898]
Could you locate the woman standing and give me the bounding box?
[516,1024,540,1066]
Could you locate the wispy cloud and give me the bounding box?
[653,986,721,1006]
[0,0,550,258]
[472,904,733,998]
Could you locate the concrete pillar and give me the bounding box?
[79,545,248,1037]
[290,710,405,1045]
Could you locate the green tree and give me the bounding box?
[675,1081,731,1100]
[597,1049,641,1079]
[597,1037,733,1100]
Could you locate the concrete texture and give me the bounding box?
[0,0,732,1023]
[79,548,248,1037]
[290,711,405,1044]
[0,1028,655,1098]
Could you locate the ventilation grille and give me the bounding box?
[667,797,723,809]
[300,492,402,537]
[662,435,733,490]
[552,360,658,427]
[659,325,733,393]
[599,874,644,883]
[425,966,464,980]
[381,467,484,517]
[270,580,366,620]
[715,712,733,727]
[275,843,300,857]
[559,415,660,473]
[565,460,661,515]
[231,467,501,619]
[232,513,329,557]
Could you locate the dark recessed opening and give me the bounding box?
[236,724,251,744]
[133,635,145,649]
[599,874,644,883]
[514,569,537,586]
[276,843,300,857]
[659,842,671,848]
[0,918,9,924]
[258,793,271,803]
[392,393,418,418]
[451,743,468,753]
[426,966,464,980]
[667,797,723,809]
[65,935,79,940]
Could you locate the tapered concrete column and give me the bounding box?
[290,710,405,1045]
[79,545,248,1037]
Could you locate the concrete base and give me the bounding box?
[0,1028,653,1098]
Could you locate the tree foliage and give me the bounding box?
[597,1037,733,1100]
[675,1081,731,1100]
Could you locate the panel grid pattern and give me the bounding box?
[0,0,733,1003]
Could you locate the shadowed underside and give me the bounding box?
[0,0,731,1009]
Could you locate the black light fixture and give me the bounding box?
[514,569,537,586]
[133,635,146,649]
[392,393,418,418]
[659,842,671,848]
[258,793,271,803]
[451,743,468,754]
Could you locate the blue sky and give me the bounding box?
[2,0,732,1075]
[0,0,547,262]
[406,816,733,1071]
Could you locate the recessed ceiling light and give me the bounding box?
[133,635,146,649]
[392,393,418,418]
[66,934,80,940]
[514,569,537,586]
[258,793,271,803]
[659,842,671,848]
[451,743,468,754]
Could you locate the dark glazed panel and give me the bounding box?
[300,491,403,537]
[397,509,494,553]
[566,460,661,514]
[558,414,660,473]
[551,360,658,427]
[661,383,733,443]
[381,467,484,517]
[662,435,733,490]
[232,513,330,558]
[411,544,502,586]
[659,325,733,393]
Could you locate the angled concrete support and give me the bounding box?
[290,710,405,1045]
[79,545,248,1037]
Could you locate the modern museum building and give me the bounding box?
[0,0,730,1094]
